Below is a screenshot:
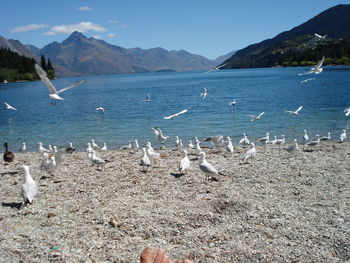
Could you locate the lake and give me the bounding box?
[0,67,349,151]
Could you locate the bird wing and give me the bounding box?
[57,80,84,94]
[35,64,57,94]
[285,110,294,115]
[164,109,187,119]
[152,127,160,136]
[258,112,265,118]
[295,106,303,113]
[315,56,325,69]
[298,69,315,75]
[314,33,322,38]
[199,162,218,174]
[164,114,175,119]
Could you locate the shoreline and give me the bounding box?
[1,141,349,262]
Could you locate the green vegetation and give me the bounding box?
[0,48,55,82]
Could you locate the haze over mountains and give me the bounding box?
[222,4,350,69]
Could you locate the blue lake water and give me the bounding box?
[0,67,349,151]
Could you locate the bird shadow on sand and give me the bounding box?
[2,202,22,210]
[170,172,185,179]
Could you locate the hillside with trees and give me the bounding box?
[0,48,54,82]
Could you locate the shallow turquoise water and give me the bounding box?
[0,67,349,151]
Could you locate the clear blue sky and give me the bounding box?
[1,0,348,59]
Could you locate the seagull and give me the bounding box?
[120,141,132,150]
[37,142,51,153]
[275,135,286,145]
[198,151,223,180]
[257,133,270,144]
[269,135,277,145]
[204,135,224,150]
[86,143,93,152]
[239,133,250,146]
[338,129,347,143]
[194,140,202,155]
[101,143,107,151]
[88,149,107,169]
[164,109,188,120]
[145,93,151,102]
[132,139,140,152]
[344,107,350,117]
[201,88,208,99]
[284,139,299,153]
[225,137,234,155]
[140,147,151,171]
[205,63,227,73]
[145,143,160,159]
[40,152,58,174]
[21,165,37,207]
[179,149,190,174]
[96,107,105,114]
[241,143,256,164]
[320,132,331,141]
[298,56,325,75]
[229,99,237,106]
[19,142,26,153]
[4,102,17,111]
[248,112,265,122]
[188,140,194,149]
[177,139,183,151]
[305,135,320,146]
[91,139,100,150]
[3,143,15,163]
[35,64,84,105]
[301,78,315,84]
[152,127,169,146]
[314,33,327,39]
[286,106,303,116]
[303,130,309,142]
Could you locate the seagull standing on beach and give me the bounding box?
[338,129,347,143]
[3,102,17,111]
[320,132,331,141]
[204,135,224,151]
[239,133,250,146]
[257,133,270,144]
[195,140,202,155]
[152,127,169,146]
[303,130,309,142]
[276,135,286,145]
[88,149,106,169]
[241,143,256,164]
[286,106,303,116]
[179,149,190,174]
[145,143,160,159]
[201,88,207,99]
[91,139,100,150]
[120,141,132,150]
[164,109,188,120]
[35,64,84,105]
[248,112,265,122]
[225,137,234,155]
[21,165,37,207]
[298,56,325,75]
[140,147,151,171]
[284,139,299,153]
[188,140,194,149]
[198,151,222,180]
[101,143,107,151]
[305,135,320,146]
[37,142,51,153]
[96,107,105,114]
[19,142,26,153]
[40,152,57,173]
[132,139,140,152]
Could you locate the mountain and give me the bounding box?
[0,32,220,77]
[222,4,350,69]
[38,32,217,76]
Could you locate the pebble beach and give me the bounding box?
[1,141,349,262]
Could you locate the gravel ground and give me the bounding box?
[1,141,349,263]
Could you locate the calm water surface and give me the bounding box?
[0,67,349,151]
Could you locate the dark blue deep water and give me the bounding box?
[0,67,349,151]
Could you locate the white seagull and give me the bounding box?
[19,142,26,153]
[338,129,347,143]
[132,139,140,152]
[96,107,105,114]
[201,88,208,99]
[145,94,151,102]
[241,143,256,164]
[140,147,151,171]
[314,33,327,39]
[21,165,38,207]
[286,106,303,116]
[152,127,169,145]
[284,139,299,153]
[198,151,222,180]
[120,141,132,150]
[225,137,234,155]
[179,149,190,174]
[35,64,84,105]
[320,132,331,141]
[257,133,270,144]
[145,143,160,159]
[37,142,51,153]
[305,135,320,146]
[239,133,250,146]
[88,149,106,168]
[298,56,325,75]
[188,140,194,149]
[91,139,100,150]
[229,99,237,106]
[303,130,309,142]
[4,102,17,111]
[248,112,265,122]
[164,109,188,120]
[101,143,107,151]
[205,63,227,73]
[204,135,224,150]
[344,107,350,117]
[276,135,286,145]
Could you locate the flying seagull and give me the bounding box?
[298,56,325,75]
[35,64,84,105]
[164,109,188,120]
[96,107,105,114]
[314,33,327,39]
[201,88,207,99]
[205,63,227,73]
[301,78,315,84]
[344,107,350,117]
[145,93,151,102]
[248,112,265,122]
[4,102,17,111]
[286,106,303,115]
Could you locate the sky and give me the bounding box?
[1,0,349,59]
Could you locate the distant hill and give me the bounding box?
[222,4,350,69]
[0,32,221,77]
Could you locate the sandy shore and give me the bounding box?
[1,141,349,262]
